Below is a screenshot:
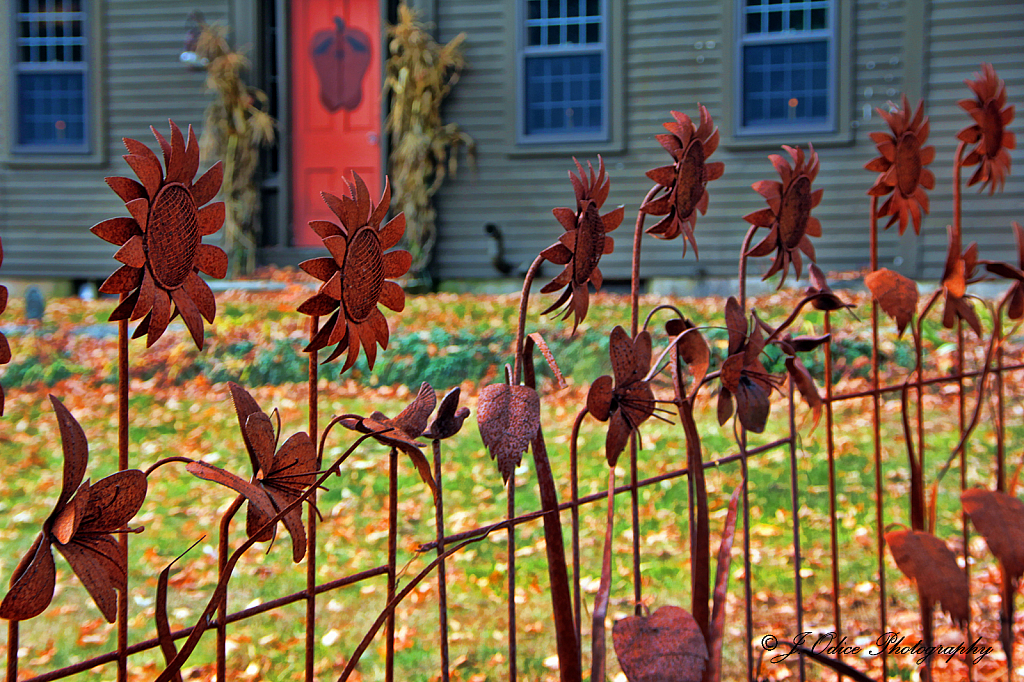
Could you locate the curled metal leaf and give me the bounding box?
[612,605,708,682]
[961,488,1024,584]
[885,528,970,627]
[864,268,918,337]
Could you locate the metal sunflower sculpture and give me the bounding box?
[298,174,412,372]
[91,120,227,349]
[958,63,1016,194]
[743,145,823,287]
[866,95,936,235]
[539,157,624,332]
[641,105,725,257]
[0,397,147,622]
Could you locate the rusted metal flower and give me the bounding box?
[866,96,936,235]
[753,311,830,429]
[0,237,10,415]
[717,298,777,434]
[298,174,411,372]
[744,145,823,287]
[983,222,1024,319]
[0,396,147,622]
[341,382,438,498]
[958,63,1016,194]
[586,326,656,466]
[641,105,725,257]
[91,120,226,349]
[228,382,318,562]
[940,227,983,336]
[539,157,623,332]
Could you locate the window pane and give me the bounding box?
[524,54,602,135]
[768,10,782,31]
[567,22,579,43]
[585,0,599,16]
[547,0,561,19]
[547,24,560,45]
[742,40,829,127]
[747,13,762,33]
[811,7,826,28]
[566,0,580,17]
[528,26,541,45]
[528,0,541,19]
[585,21,600,42]
[17,72,87,146]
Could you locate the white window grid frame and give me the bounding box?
[11,0,91,154]
[733,0,838,137]
[516,0,610,145]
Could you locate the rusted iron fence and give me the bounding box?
[1,64,1022,682]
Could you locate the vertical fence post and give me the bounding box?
[306,316,319,682]
[507,472,517,682]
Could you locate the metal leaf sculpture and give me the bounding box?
[477,383,541,482]
[885,528,970,628]
[939,227,983,336]
[744,145,823,287]
[612,605,709,682]
[866,96,936,235]
[341,381,439,499]
[983,222,1024,319]
[539,156,623,332]
[0,236,9,414]
[958,63,1016,194]
[0,396,147,622]
[961,488,1024,585]
[716,298,775,434]
[298,174,411,372]
[91,120,226,349]
[864,268,919,337]
[226,382,318,562]
[641,105,724,258]
[586,326,656,466]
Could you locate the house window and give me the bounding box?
[13,0,89,152]
[519,0,607,143]
[737,0,835,134]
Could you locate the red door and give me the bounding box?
[291,0,381,246]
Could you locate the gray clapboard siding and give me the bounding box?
[431,0,1023,284]
[0,0,228,280]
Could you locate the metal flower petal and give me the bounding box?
[586,326,656,466]
[298,174,411,373]
[224,382,319,562]
[0,397,147,622]
[341,381,439,498]
[91,120,225,349]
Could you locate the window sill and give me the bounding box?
[721,125,856,151]
[505,137,626,159]
[2,149,106,168]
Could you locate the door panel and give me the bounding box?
[291,0,381,246]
